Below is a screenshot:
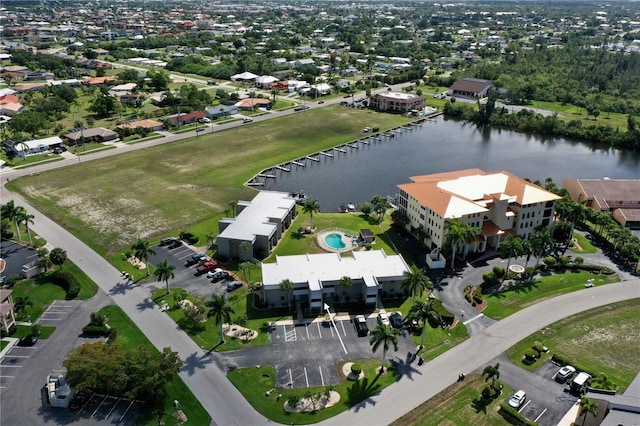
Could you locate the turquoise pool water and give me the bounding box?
[324,233,345,250]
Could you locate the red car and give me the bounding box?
[196,261,219,275]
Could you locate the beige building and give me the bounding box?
[0,289,17,333]
[369,92,425,113]
[563,178,640,229]
[397,169,560,258]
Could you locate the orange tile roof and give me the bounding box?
[0,94,19,104]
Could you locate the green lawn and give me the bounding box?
[482,271,620,320]
[1,152,63,168]
[95,305,211,426]
[151,286,290,352]
[228,359,401,424]
[506,299,640,392]
[8,106,411,257]
[570,232,597,254]
[391,375,513,426]
[9,261,99,321]
[532,100,629,131]
[0,340,9,351]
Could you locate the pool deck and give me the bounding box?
[316,228,359,253]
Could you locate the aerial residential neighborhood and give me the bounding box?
[0,1,639,426]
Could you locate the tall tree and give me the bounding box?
[49,247,67,270]
[1,201,23,241]
[579,396,598,424]
[207,294,235,344]
[370,195,391,223]
[131,238,156,276]
[153,259,175,294]
[279,279,294,312]
[13,296,33,318]
[239,261,253,283]
[445,220,479,269]
[302,200,320,229]
[499,235,524,273]
[482,363,501,388]
[530,229,553,266]
[402,266,431,303]
[17,208,34,245]
[408,298,442,349]
[369,323,404,373]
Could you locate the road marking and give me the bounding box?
[518,400,531,413]
[4,355,29,358]
[92,394,109,418]
[0,365,21,368]
[105,396,122,419]
[119,399,136,422]
[42,311,68,314]
[319,366,325,386]
[463,313,484,325]
[329,322,335,337]
[316,321,322,338]
[304,367,309,387]
[305,323,310,339]
[289,369,293,388]
[178,252,192,259]
[0,375,14,378]
[534,408,547,422]
[340,320,347,336]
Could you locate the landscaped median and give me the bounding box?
[227,359,401,424]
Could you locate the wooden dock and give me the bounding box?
[334,147,347,153]
[291,160,305,167]
[320,151,333,157]
[275,165,290,172]
[306,156,319,162]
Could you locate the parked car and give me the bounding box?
[206,268,223,279]
[185,253,207,266]
[195,261,219,275]
[207,80,218,86]
[354,315,369,336]
[160,237,174,246]
[195,127,205,132]
[168,240,183,249]
[226,281,243,292]
[211,271,230,282]
[52,147,64,154]
[318,100,325,104]
[243,118,253,123]
[17,335,37,346]
[390,312,404,328]
[377,311,391,327]
[555,365,576,383]
[508,390,526,409]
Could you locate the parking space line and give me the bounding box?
[0,365,22,368]
[304,367,309,387]
[340,320,347,336]
[119,399,136,422]
[289,369,293,387]
[518,400,531,413]
[319,366,325,386]
[105,396,122,419]
[4,355,29,358]
[316,322,322,338]
[92,394,109,417]
[0,375,14,378]
[305,323,310,339]
[77,392,96,416]
[178,252,192,259]
[534,408,547,422]
[329,323,335,337]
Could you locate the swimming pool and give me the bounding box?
[324,233,346,250]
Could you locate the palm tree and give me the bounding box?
[205,232,216,249]
[37,255,52,272]
[530,229,553,267]
[445,220,479,269]
[13,296,33,319]
[482,363,501,388]
[402,266,432,303]
[49,247,67,270]
[302,200,320,229]
[131,238,156,276]
[499,235,523,273]
[338,276,352,307]
[239,261,253,283]
[369,323,404,373]
[153,259,175,294]
[1,201,23,241]
[207,294,235,344]
[579,396,598,424]
[408,297,442,349]
[279,279,294,311]
[17,208,35,245]
[520,240,532,271]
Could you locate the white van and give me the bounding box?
[569,372,591,395]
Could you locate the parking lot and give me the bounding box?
[0,240,38,282]
[147,241,232,298]
[494,356,580,426]
[222,315,417,390]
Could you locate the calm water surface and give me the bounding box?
[262,116,639,212]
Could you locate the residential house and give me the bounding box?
[397,169,560,264]
[216,191,297,261]
[9,136,64,156]
[64,127,118,145]
[205,104,238,118]
[449,78,492,99]
[235,98,270,110]
[293,58,315,68]
[168,111,207,126]
[255,75,279,89]
[563,178,640,229]
[260,250,411,312]
[116,119,163,132]
[230,71,259,82]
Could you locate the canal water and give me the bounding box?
[261,116,640,212]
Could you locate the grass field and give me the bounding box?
[482,271,620,320]
[569,232,597,254]
[9,106,411,257]
[96,305,211,426]
[506,299,640,391]
[391,374,513,426]
[228,358,401,424]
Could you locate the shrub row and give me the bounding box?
[499,403,538,426]
[51,270,80,299]
[179,231,199,245]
